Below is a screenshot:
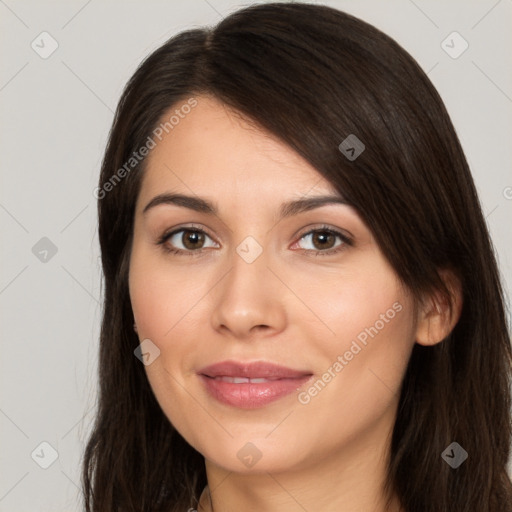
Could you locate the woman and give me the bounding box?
[83,3,512,511]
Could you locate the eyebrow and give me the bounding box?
[142,192,348,220]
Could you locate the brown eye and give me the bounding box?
[181,229,205,250]
[310,231,337,250]
[158,227,219,255]
[293,226,351,256]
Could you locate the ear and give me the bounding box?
[415,269,463,347]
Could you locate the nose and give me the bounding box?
[210,243,287,340]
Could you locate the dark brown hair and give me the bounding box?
[83,3,512,511]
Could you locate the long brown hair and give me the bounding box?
[83,3,512,511]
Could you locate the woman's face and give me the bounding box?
[129,95,418,474]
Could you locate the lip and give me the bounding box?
[198,360,313,409]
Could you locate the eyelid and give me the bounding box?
[158,223,217,242]
[293,224,353,244]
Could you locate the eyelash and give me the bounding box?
[156,224,353,257]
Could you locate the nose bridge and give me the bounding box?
[210,234,286,337]
[235,234,266,267]
[224,234,270,303]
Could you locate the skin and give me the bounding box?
[129,95,461,512]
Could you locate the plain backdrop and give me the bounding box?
[1,1,511,510]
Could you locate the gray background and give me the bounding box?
[1,0,511,510]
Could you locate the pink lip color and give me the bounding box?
[198,361,313,409]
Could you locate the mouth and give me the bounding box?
[197,360,313,409]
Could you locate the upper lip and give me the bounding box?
[198,360,312,380]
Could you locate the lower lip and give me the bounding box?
[199,375,312,409]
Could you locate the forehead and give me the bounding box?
[138,95,338,203]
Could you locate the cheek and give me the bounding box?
[292,262,415,413]
[327,272,414,390]
[129,248,206,342]
[128,250,205,436]
[292,297,414,458]
[284,257,409,352]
